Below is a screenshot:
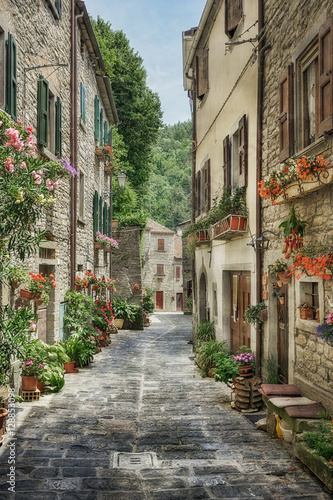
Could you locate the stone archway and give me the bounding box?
[199,272,207,322]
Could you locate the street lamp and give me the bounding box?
[117,171,127,191]
[247,230,279,251]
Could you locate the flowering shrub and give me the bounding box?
[316,313,333,346]
[290,241,333,280]
[0,111,76,261]
[27,272,56,305]
[21,359,45,377]
[234,352,255,365]
[95,231,119,250]
[75,275,89,289]
[258,155,330,203]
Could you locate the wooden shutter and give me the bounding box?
[223,136,231,188]
[196,48,209,99]
[37,76,49,147]
[103,202,108,234]
[195,171,201,216]
[55,0,62,16]
[80,83,86,124]
[176,266,181,280]
[100,108,103,146]
[203,160,211,212]
[108,129,111,146]
[104,121,109,145]
[225,0,243,39]
[94,95,100,141]
[318,16,333,136]
[238,115,247,188]
[6,33,17,120]
[157,264,164,275]
[158,239,165,251]
[279,64,294,161]
[108,206,111,237]
[55,97,62,156]
[99,196,103,232]
[93,191,99,234]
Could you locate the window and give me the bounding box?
[5,32,17,120]
[46,0,62,19]
[93,191,99,234]
[196,48,209,99]
[213,283,218,318]
[176,266,181,280]
[225,0,243,39]
[37,76,49,147]
[223,114,247,189]
[103,201,108,234]
[55,96,62,156]
[37,76,61,153]
[156,264,164,276]
[99,196,103,233]
[80,83,86,125]
[195,170,201,216]
[157,239,165,251]
[279,64,294,160]
[104,121,109,146]
[100,108,103,146]
[223,136,231,188]
[94,95,100,141]
[79,171,84,220]
[201,159,211,213]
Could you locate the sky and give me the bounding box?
[85,0,206,125]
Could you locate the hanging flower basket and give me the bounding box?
[277,271,291,284]
[19,289,35,300]
[75,284,81,291]
[95,147,105,160]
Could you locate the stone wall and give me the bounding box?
[261,0,333,403]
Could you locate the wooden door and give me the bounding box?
[176,293,183,312]
[230,272,251,352]
[277,284,289,383]
[156,291,163,310]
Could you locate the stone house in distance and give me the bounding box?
[182,1,259,352]
[142,219,183,312]
[0,1,117,349]
[260,1,333,413]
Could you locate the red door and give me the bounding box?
[156,291,163,310]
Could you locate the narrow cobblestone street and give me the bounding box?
[0,314,331,499]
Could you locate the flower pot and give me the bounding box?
[300,307,314,320]
[21,375,38,390]
[238,365,253,378]
[229,215,246,231]
[75,284,82,291]
[37,381,44,392]
[95,147,104,160]
[92,285,98,291]
[0,408,8,440]
[277,271,291,284]
[63,361,78,373]
[19,289,35,300]
[94,243,102,249]
[278,296,285,305]
[114,318,124,329]
[36,298,44,306]
[259,309,268,322]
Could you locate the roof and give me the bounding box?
[174,235,182,259]
[146,218,175,235]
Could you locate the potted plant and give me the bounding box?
[316,312,333,345]
[20,272,56,305]
[195,339,228,377]
[299,303,314,320]
[95,231,119,251]
[289,239,333,281]
[21,359,45,390]
[279,204,308,258]
[268,259,291,285]
[142,287,155,324]
[111,297,136,329]
[7,265,28,289]
[277,291,285,305]
[214,352,240,385]
[244,302,267,326]
[234,349,255,378]
[0,407,8,440]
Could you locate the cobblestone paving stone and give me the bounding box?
[0,313,331,499]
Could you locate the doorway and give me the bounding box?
[176,293,183,312]
[277,284,289,383]
[199,272,207,322]
[230,271,251,352]
[156,291,163,310]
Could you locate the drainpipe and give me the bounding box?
[109,125,116,282]
[70,1,84,289]
[256,0,264,373]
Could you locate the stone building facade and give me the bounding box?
[0,1,117,348]
[177,220,192,314]
[260,1,333,412]
[142,219,183,312]
[182,0,259,351]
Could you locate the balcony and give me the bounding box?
[195,229,210,244]
[211,215,248,240]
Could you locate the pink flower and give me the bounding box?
[26,125,33,135]
[22,366,26,370]
[37,169,43,175]
[38,364,44,369]
[20,161,26,169]
[47,184,54,191]
[53,181,59,188]
[17,120,23,124]
[25,360,33,366]
[5,157,14,173]
[30,323,37,331]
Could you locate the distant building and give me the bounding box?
[177,220,192,314]
[142,219,183,312]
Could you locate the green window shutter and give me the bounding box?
[103,202,108,234]
[37,76,49,147]
[108,206,111,237]
[104,121,109,146]
[100,108,103,146]
[99,196,103,233]
[93,190,99,234]
[80,83,86,124]
[108,129,111,146]
[94,95,100,141]
[5,33,17,120]
[55,97,62,156]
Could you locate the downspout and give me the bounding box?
[256,0,264,373]
[109,125,116,282]
[70,1,84,289]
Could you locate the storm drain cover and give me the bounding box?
[113,452,158,469]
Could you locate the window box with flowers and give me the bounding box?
[258,155,332,205]
[95,231,119,252]
[20,272,56,305]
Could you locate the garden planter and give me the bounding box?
[19,289,35,300]
[229,215,246,231]
[114,318,124,329]
[37,381,44,392]
[300,307,314,320]
[278,296,285,305]
[63,361,78,373]
[21,375,37,390]
[75,284,82,291]
[0,408,8,440]
[294,441,333,493]
[95,147,104,160]
[94,243,102,249]
[277,271,291,284]
[238,365,253,378]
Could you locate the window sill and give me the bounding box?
[39,146,56,161]
[45,0,60,19]
[296,136,331,159]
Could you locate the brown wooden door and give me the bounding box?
[230,271,251,352]
[176,293,183,311]
[277,284,289,383]
[156,291,163,310]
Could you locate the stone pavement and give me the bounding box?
[0,314,331,499]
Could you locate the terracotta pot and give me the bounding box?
[75,284,82,291]
[229,215,246,231]
[94,243,102,249]
[19,289,35,300]
[36,298,44,306]
[278,296,285,305]
[0,408,8,440]
[92,285,98,291]
[21,375,38,390]
[259,309,268,321]
[37,381,44,392]
[277,271,291,284]
[63,361,78,373]
[238,365,253,378]
[114,318,124,329]
[300,307,314,320]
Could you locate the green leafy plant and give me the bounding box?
[61,336,95,367]
[111,297,138,321]
[142,287,155,315]
[244,302,267,326]
[303,420,333,462]
[268,259,289,278]
[214,353,239,385]
[195,319,215,345]
[196,339,228,377]
[64,290,94,338]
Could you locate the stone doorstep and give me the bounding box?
[263,395,321,434]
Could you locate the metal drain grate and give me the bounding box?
[113,452,158,469]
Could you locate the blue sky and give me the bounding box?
[85,0,206,125]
